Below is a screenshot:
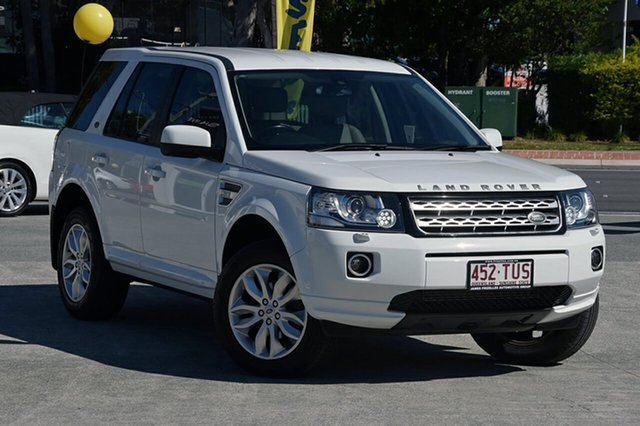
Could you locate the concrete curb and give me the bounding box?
[504,150,640,167]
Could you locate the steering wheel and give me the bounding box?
[258,123,298,138]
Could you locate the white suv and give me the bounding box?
[50,47,604,376]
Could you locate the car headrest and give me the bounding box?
[250,86,288,114]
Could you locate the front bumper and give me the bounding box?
[291,225,604,332]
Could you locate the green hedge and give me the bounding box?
[547,42,640,139]
[582,43,640,138]
[547,53,602,136]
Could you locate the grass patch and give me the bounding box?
[504,137,640,151]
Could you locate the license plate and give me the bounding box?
[467,259,534,290]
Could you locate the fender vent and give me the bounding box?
[218,181,242,206]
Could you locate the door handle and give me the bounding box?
[144,166,166,180]
[91,153,109,166]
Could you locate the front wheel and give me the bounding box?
[214,240,327,377]
[472,297,599,366]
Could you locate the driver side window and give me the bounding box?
[167,67,225,148]
[105,62,180,144]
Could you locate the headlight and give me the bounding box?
[308,188,404,231]
[561,189,598,228]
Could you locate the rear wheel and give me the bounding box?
[472,297,599,365]
[214,240,327,377]
[0,161,33,217]
[57,206,129,320]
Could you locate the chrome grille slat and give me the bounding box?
[410,199,559,211]
[409,194,563,236]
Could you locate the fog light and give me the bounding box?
[347,252,373,278]
[591,246,604,271]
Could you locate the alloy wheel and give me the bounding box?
[0,167,28,213]
[61,224,92,302]
[228,264,307,360]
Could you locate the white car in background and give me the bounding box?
[0,92,75,216]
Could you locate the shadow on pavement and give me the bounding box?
[603,221,640,235]
[22,203,49,216]
[0,284,523,384]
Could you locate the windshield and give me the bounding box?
[233,70,488,151]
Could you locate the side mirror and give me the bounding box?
[160,125,223,159]
[480,128,503,151]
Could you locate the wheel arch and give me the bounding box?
[0,158,37,201]
[221,214,288,270]
[50,183,95,270]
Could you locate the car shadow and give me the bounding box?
[603,221,640,235]
[22,203,49,216]
[0,284,523,384]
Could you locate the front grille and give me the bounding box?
[408,194,563,236]
[388,286,573,314]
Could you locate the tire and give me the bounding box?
[472,297,599,366]
[0,161,33,217]
[56,206,129,320]
[214,240,327,377]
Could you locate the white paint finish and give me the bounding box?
[160,125,211,147]
[215,167,311,270]
[50,46,606,334]
[93,137,145,253]
[301,294,404,329]
[290,226,603,328]
[0,125,58,199]
[102,47,411,74]
[480,128,503,150]
[62,128,145,254]
[139,147,222,281]
[242,150,586,192]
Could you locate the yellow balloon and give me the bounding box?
[73,3,114,45]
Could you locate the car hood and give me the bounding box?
[242,150,586,192]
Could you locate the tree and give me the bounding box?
[314,0,614,90]
[315,0,507,87]
[230,0,273,47]
[493,0,614,93]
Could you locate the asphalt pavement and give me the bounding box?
[0,164,640,425]
[1,167,639,425]
[568,168,640,213]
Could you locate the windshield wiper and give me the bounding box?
[420,145,492,152]
[316,144,419,152]
[316,144,491,152]
[317,144,390,152]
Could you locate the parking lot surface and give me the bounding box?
[1,205,639,425]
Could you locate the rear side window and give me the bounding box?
[67,61,126,131]
[105,62,180,144]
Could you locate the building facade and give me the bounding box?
[0,0,233,93]
[609,0,640,50]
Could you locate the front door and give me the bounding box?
[139,64,226,291]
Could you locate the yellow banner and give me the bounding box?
[275,0,315,51]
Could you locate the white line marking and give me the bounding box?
[600,212,640,217]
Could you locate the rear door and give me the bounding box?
[96,61,182,261]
